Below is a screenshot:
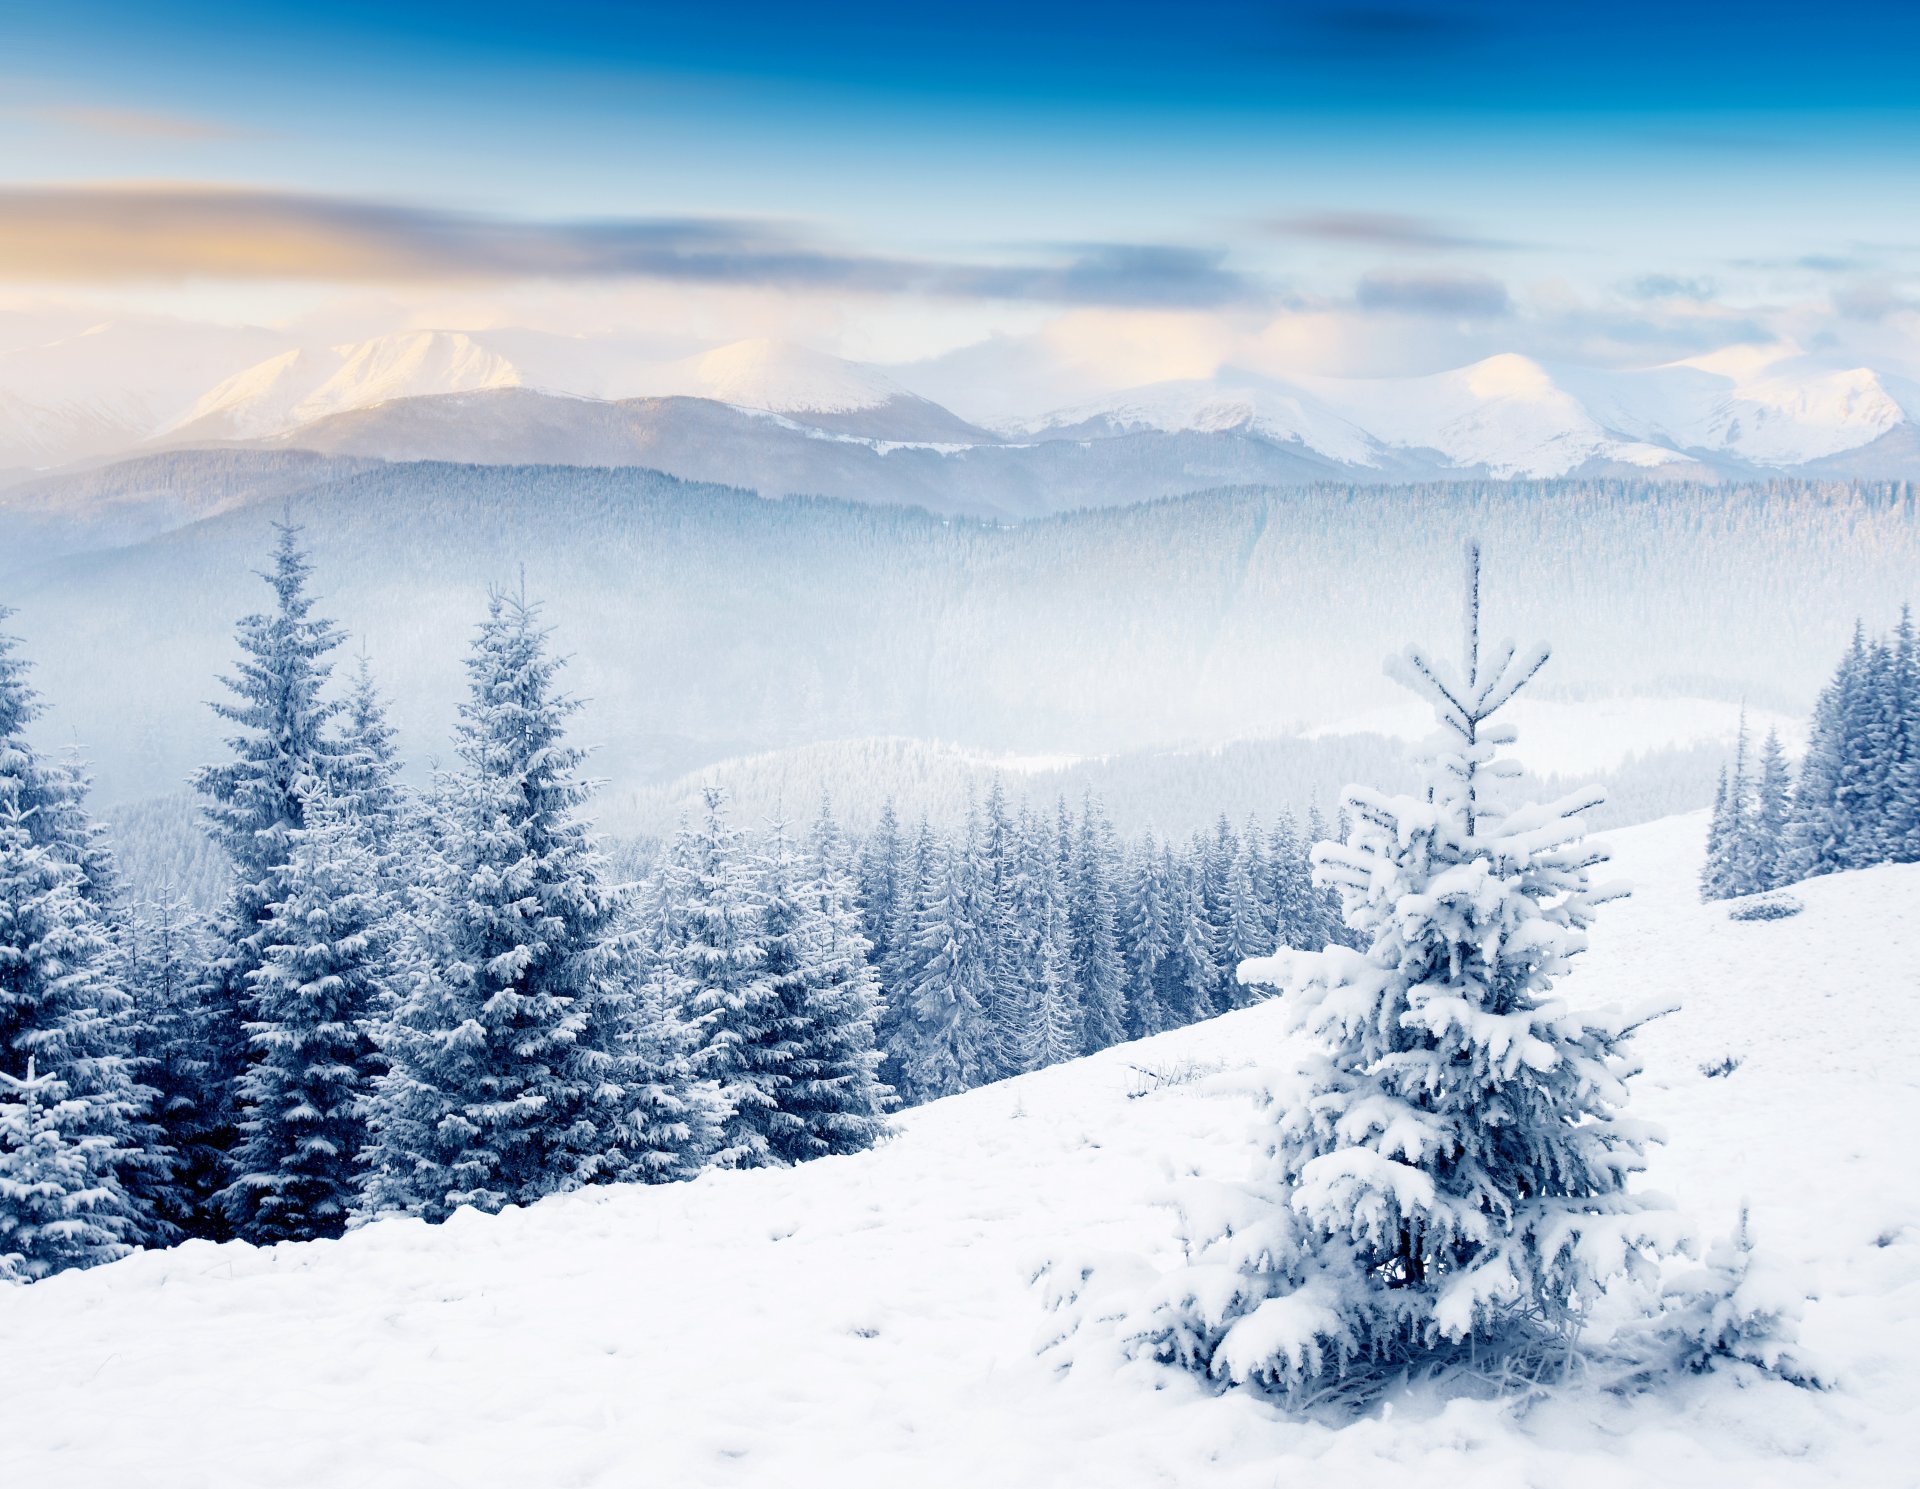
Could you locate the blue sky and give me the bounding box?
[4,1,1919,384]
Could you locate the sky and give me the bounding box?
[4,0,1920,401]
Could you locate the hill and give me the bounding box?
[2,465,1912,818]
[3,813,1913,1486]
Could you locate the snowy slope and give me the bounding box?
[5,813,1915,1487]
[1024,347,1920,480]
[1022,372,1383,467]
[161,332,526,441]
[621,338,906,413]
[1297,354,1692,476]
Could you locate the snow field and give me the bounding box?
[5,811,1917,1487]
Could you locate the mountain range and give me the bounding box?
[5,325,1919,516]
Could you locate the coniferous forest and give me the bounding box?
[1,526,1354,1275]
[1700,610,1920,902]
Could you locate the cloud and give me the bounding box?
[0,185,1259,309]
[1265,211,1520,252]
[939,244,1256,310]
[1626,273,1717,301]
[13,104,258,142]
[1355,270,1509,317]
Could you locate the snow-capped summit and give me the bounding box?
[1023,371,1382,467]
[161,332,526,443]
[623,338,911,415]
[1297,354,1689,478]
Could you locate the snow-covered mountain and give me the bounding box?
[1026,345,1920,481]
[159,331,528,443]
[6,323,1920,497]
[7,814,1915,1487]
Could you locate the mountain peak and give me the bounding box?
[654,339,913,415]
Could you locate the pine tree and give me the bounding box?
[1790,625,1869,880]
[896,829,993,1104]
[1265,813,1321,950]
[0,620,151,1266]
[660,787,782,1169]
[0,810,145,1277]
[777,800,889,1160]
[123,897,218,1241]
[1888,607,1920,863]
[1137,545,1680,1400]
[875,816,936,1096]
[1118,834,1173,1040]
[856,799,904,969]
[0,1056,135,1281]
[1027,817,1081,1070]
[1161,846,1218,1028]
[192,524,347,1224]
[1749,730,1793,892]
[1069,792,1128,1053]
[221,789,388,1241]
[1701,766,1733,902]
[361,592,630,1220]
[975,782,1027,1081]
[1223,829,1271,1006]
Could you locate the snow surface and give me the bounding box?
[163,333,526,440]
[5,813,1918,1487]
[621,338,914,414]
[1029,346,1918,478]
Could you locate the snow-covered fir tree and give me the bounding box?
[761,803,889,1162]
[895,824,994,1104]
[855,799,904,972]
[361,591,633,1220]
[1118,833,1173,1040]
[658,787,782,1170]
[0,810,147,1278]
[0,619,153,1270]
[0,1056,136,1282]
[122,896,217,1240]
[1135,545,1682,1401]
[192,524,347,1229]
[874,815,936,1094]
[1069,793,1127,1053]
[221,788,389,1241]
[1748,729,1793,893]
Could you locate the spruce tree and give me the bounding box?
[1118,834,1173,1040]
[0,619,151,1267]
[361,592,629,1219]
[193,524,347,1223]
[775,802,889,1160]
[123,896,217,1241]
[875,816,936,1096]
[1749,730,1793,892]
[1161,846,1218,1027]
[1027,819,1081,1070]
[1138,546,1679,1399]
[0,1056,135,1281]
[896,831,993,1104]
[856,799,904,969]
[659,787,781,1169]
[0,810,145,1277]
[1790,625,1869,880]
[222,789,388,1241]
[1069,792,1127,1053]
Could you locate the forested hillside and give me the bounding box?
[4,465,1912,821]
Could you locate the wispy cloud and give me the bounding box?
[0,185,1259,308]
[1626,273,1717,301]
[1265,211,1522,252]
[1354,270,1509,317]
[14,104,259,141]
